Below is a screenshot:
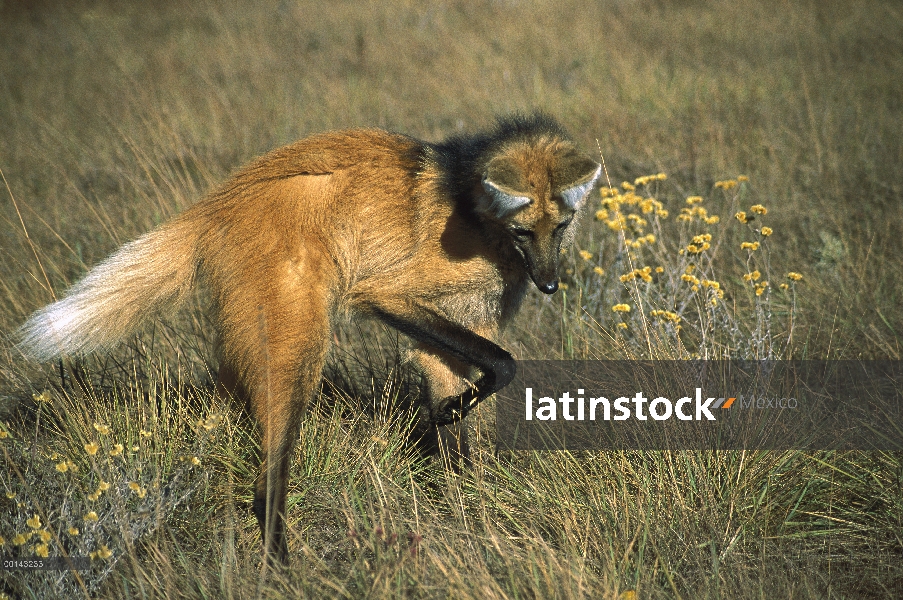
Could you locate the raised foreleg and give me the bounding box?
[365,298,516,427]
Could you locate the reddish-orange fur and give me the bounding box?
[19,115,600,563]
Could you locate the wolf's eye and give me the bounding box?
[554,219,573,233]
[510,227,534,241]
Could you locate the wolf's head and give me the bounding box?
[475,122,600,294]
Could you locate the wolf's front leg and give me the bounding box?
[364,298,515,469]
[409,345,473,470]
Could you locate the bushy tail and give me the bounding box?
[18,215,201,361]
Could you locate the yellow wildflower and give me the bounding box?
[621,182,635,191]
[715,179,738,190]
[595,209,609,221]
[38,530,51,543]
[755,282,769,296]
[612,304,631,313]
[33,391,52,403]
[616,322,628,329]
[84,442,99,456]
[639,198,661,214]
[655,266,664,273]
[0,430,8,439]
[593,266,605,276]
[620,267,653,283]
[750,204,768,215]
[13,533,29,545]
[109,443,124,457]
[761,226,773,236]
[779,283,789,291]
[787,272,803,281]
[656,209,669,218]
[69,527,80,536]
[681,274,700,286]
[705,215,720,224]
[55,461,69,473]
[738,175,749,182]
[606,215,626,232]
[735,211,748,224]
[87,492,100,502]
[743,270,762,282]
[34,543,49,558]
[98,481,110,491]
[650,310,680,323]
[686,196,703,205]
[578,249,593,261]
[93,422,111,435]
[84,512,98,522]
[559,283,569,290]
[626,213,648,228]
[91,545,113,560]
[26,514,42,530]
[0,535,4,547]
[741,241,760,251]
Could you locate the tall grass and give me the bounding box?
[2,0,902,597]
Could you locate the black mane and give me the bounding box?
[427,112,569,208]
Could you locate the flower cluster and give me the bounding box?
[620,266,654,283]
[597,186,668,238]
[649,310,681,324]
[1,397,225,591]
[571,171,804,358]
[678,203,719,224]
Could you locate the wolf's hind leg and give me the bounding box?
[219,282,332,564]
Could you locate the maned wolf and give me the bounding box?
[18,113,601,562]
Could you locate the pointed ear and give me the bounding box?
[480,178,532,218]
[554,149,602,210]
[560,164,601,209]
[478,156,532,218]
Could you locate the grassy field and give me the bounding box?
[1,0,902,597]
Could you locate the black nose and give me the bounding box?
[537,281,559,294]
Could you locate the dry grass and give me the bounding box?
[2,0,902,597]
